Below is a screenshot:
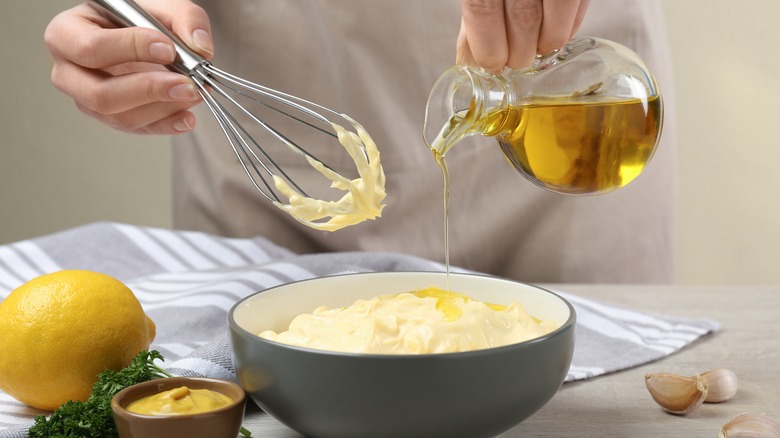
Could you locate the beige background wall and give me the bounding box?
[1,1,779,284]
[662,0,780,284]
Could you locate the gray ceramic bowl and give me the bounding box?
[228,272,575,438]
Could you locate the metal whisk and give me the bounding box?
[88,0,372,205]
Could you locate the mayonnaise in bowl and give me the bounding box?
[258,286,557,354]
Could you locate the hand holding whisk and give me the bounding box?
[87,0,386,231]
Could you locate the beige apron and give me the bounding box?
[173,0,677,283]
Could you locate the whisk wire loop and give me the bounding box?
[192,67,311,202]
[203,66,350,170]
[208,66,339,128]
[193,81,276,201]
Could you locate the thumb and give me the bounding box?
[139,0,215,59]
[455,17,474,66]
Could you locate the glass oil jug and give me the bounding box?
[424,37,663,195]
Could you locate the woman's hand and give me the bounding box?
[457,0,590,72]
[44,0,214,135]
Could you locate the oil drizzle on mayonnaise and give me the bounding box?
[272,115,386,231]
[258,286,556,354]
[432,149,451,291]
[425,105,480,290]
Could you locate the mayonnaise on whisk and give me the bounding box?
[272,115,386,231]
[258,287,557,354]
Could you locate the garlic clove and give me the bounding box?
[701,368,738,403]
[718,413,780,438]
[644,372,708,415]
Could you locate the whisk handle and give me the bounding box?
[87,0,208,76]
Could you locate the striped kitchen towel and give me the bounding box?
[0,222,719,435]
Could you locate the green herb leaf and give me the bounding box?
[28,350,170,438]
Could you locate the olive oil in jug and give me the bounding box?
[424,37,663,279]
[425,37,663,195]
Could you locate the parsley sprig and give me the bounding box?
[28,350,172,438]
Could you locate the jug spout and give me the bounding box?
[423,65,508,156]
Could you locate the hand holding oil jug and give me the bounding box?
[424,37,662,195]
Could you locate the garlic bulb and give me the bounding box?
[644,372,708,415]
[701,368,738,403]
[718,413,780,437]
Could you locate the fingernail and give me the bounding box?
[168,83,198,101]
[172,116,194,132]
[149,42,175,63]
[192,28,214,56]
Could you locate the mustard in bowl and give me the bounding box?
[111,376,245,438]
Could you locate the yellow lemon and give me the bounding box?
[0,270,155,410]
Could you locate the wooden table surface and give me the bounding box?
[240,285,780,437]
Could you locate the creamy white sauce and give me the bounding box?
[258,287,557,354]
[272,115,386,231]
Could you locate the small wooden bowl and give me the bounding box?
[111,377,246,438]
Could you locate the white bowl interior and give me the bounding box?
[232,272,571,336]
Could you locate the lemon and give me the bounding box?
[0,270,155,410]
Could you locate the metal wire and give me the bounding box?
[189,63,363,203]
